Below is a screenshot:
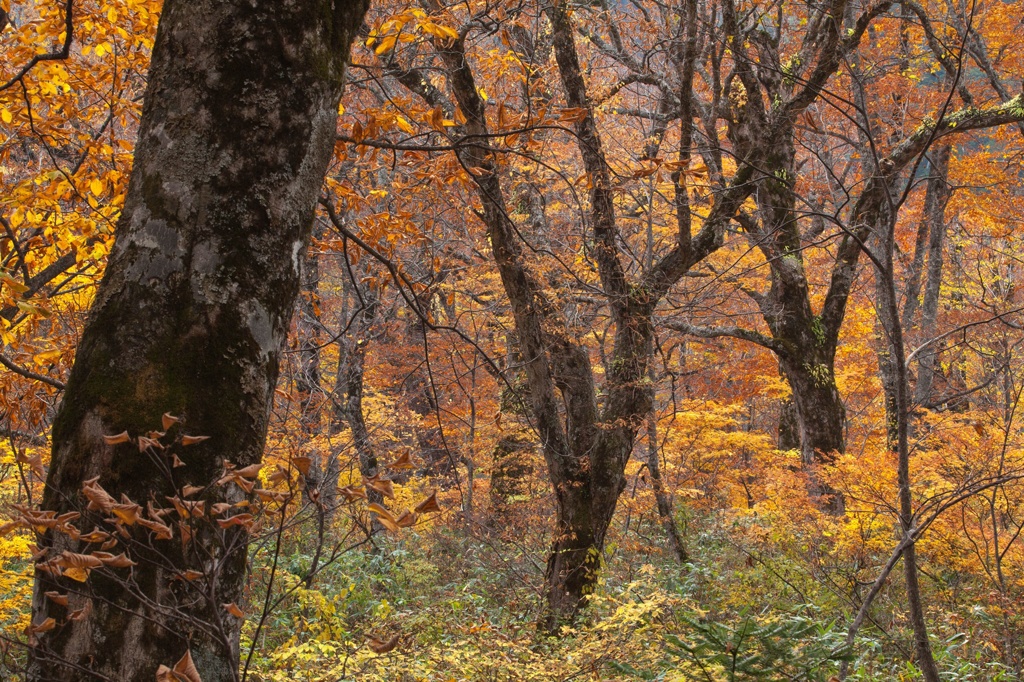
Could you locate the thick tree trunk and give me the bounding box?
[28,1,368,680]
[779,354,846,459]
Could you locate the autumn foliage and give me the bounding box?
[2,0,1024,679]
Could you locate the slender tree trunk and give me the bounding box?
[28,1,368,679]
[875,226,941,682]
[297,231,327,504]
[646,411,689,562]
[331,273,381,524]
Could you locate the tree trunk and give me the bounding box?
[874,203,941,682]
[297,231,327,506]
[911,144,951,408]
[778,396,801,451]
[779,352,846,511]
[328,268,381,530]
[28,1,368,679]
[646,411,689,563]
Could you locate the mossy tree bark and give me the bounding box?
[28,0,369,679]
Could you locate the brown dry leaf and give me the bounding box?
[173,649,202,682]
[215,514,254,530]
[223,602,244,618]
[210,503,231,515]
[174,570,204,581]
[156,649,202,682]
[267,466,289,485]
[366,633,401,654]
[44,591,68,607]
[68,599,92,621]
[395,510,418,528]
[99,553,136,568]
[181,435,210,446]
[138,436,163,452]
[146,431,166,440]
[362,473,395,499]
[57,551,103,569]
[374,513,402,533]
[366,502,394,520]
[234,463,262,478]
[413,491,441,514]
[291,456,312,475]
[338,486,367,502]
[138,517,174,541]
[171,454,186,468]
[111,501,142,525]
[178,522,193,548]
[254,489,290,504]
[162,412,180,430]
[0,521,22,537]
[166,496,205,519]
[82,477,116,513]
[26,617,56,634]
[385,452,415,470]
[182,485,203,497]
[148,501,172,519]
[366,499,401,532]
[102,431,130,445]
[79,528,112,543]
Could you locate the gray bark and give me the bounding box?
[911,144,952,408]
[28,1,368,679]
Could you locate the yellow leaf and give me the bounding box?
[395,116,414,134]
[64,566,90,582]
[1,108,11,124]
[16,301,52,318]
[33,349,62,366]
[90,178,104,196]
[374,35,397,55]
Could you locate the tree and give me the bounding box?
[27,0,369,679]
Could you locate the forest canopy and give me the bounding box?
[1,0,1024,679]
